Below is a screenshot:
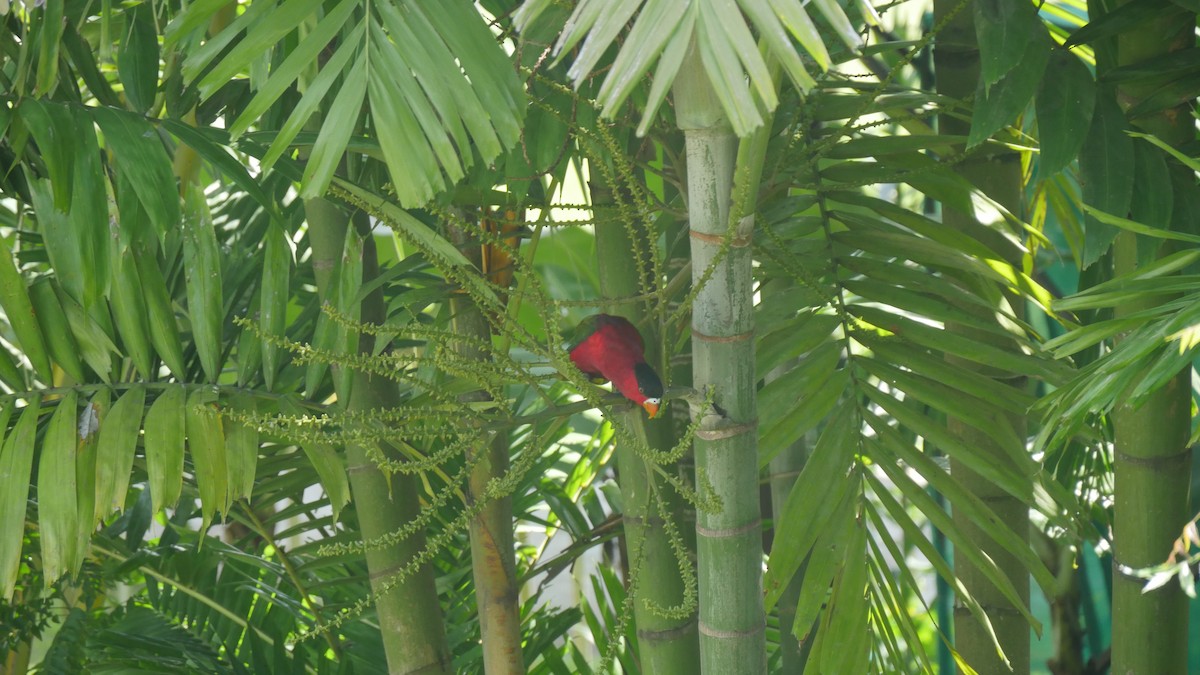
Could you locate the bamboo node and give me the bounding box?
[695,420,757,440]
[697,620,766,639]
[695,518,762,539]
[689,228,751,247]
[1113,446,1192,469]
[691,328,754,343]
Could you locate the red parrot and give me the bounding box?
[568,314,664,418]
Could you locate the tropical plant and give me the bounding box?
[2,1,1199,675]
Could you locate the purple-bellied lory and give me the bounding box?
[568,314,664,418]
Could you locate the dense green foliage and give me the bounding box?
[0,1,1197,674]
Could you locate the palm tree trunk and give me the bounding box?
[1110,4,1195,672]
[673,47,766,674]
[590,175,701,674]
[446,217,524,675]
[933,3,1031,673]
[305,198,452,675]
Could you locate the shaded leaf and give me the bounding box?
[0,397,38,599]
[144,387,186,513]
[39,392,80,585]
[1036,50,1096,178]
[95,386,145,519]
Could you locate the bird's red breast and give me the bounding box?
[568,314,663,417]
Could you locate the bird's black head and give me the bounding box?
[634,362,663,399]
[633,362,664,418]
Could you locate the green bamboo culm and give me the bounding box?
[590,172,701,674]
[446,216,525,675]
[1110,1,1195,671]
[673,45,767,674]
[304,198,452,675]
[933,1,1032,672]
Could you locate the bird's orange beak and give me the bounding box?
[642,399,661,419]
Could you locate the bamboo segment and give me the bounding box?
[304,199,452,675]
[591,172,701,674]
[448,218,524,675]
[674,48,767,674]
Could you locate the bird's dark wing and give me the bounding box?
[565,313,603,353]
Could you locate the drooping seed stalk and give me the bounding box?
[305,198,451,675]
[590,171,701,674]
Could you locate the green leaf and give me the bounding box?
[412,1,524,148]
[1081,205,1200,244]
[756,312,839,376]
[851,306,1065,380]
[135,253,187,379]
[224,395,259,502]
[759,367,847,466]
[1079,95,1134,267]
[280,398,349,521]
[92,107,179,244]
[974,0,1041,87]
[1102,47,1200,84]
[1064,0,1172,49]
[332,230,363,402]
[55,284,117,383]
[67,109,112,310]
[366,27,445,207]
[109,250,156,379]
[1035,50,1096,178]
[866,412,1055,595]
[28,278,86,384]
[95,386,145,520]
[637,7,695,137]
[39,392,80,586]
[186,388,228,531]
[868,446,1044,634]
[968,35,1050,147]
[182,187,225,382]
[34,1,65,96]
[144,386,186,513]
[332,180,501,308]
[765,0,830,71]
[161,120,281,223]
[260,225,291,391]
[118,2,160,113]
[0,236,53,382]
[163,0,233,48]
[228,0,358,139]
[815,516,869,675]
[0,397,38,600]
[260,21,365,169]
[19,100,74,212]
[76,393,102,546]
[299,58,367,199]
[1125,71,1200,119]
[764,406,856,611]
[696,2,764,136]
[790,487,856,641]
[195,0,324,97]
[825,134,968,159]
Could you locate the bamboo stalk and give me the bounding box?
[932,3,1031,672]
[305,199,452,675]
[590,173,701,674]
[673,47,766,674]
[446,216,524,675]
[1108,4,1194,672]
